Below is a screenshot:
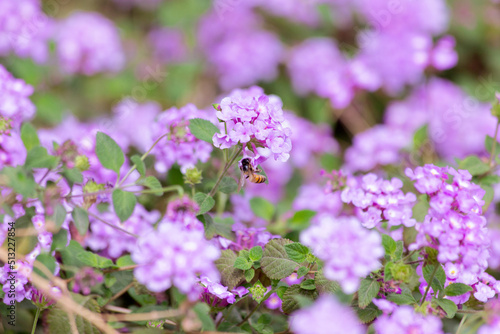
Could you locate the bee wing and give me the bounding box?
[237,171,246,192]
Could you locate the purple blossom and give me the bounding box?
[213,87,292,164]
[0,65,35,129]
[151,104,213,174]
[228,222,278,251]
[293,184,343,217]
[199,276,248,308]
[0,261,33,304]
[0,0,53,63]
[148,28,188,64]
[55,12,125,75]
[72,267,104,295]
[165,196,203,231]
[373,305,444,334]
[478,297,500,334]
[0,131,27,168]
[132,221,220,300]
[300,215,384,293]
[28,287,61,309]
[264,293,282,310]
[290,295,364,334]
[341,174,416,229]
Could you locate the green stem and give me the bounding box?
[401,250,418,262]
[420,265,439,305]
[208,146,243,197]
[135,185,184,196]
[489,120,500,166]
[237,290,274,327]
[116,133,169,188]
[31,307,41,334]
[456,315,467,334]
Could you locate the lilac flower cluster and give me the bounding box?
[218,220,278,251]
[72,267,104,295]
[341,174,417,230]
[148,28,188,65]
[213,87,292,166]
[55,12,125,75]
[86,204,160,258]
[0,0,53,63]
[300,215,384,293]
[406,165,493,300]
[151,104,213,174]
[293,184,343,217]
[0,65,35,129]
[165,196,203,231]
[199,276,249,308]
[290,295,365,334]
[373,305,444,334]
[131,221,220,300]
[478,297,500,334]
[198,9,283,90]
[0,261,33,304]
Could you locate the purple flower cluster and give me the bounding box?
[218,221,278,251]
[198,9,283,90]
[72,267,104,295]
[406,165,493,300]
[199,276,249,308]
[151,104,213,173]
[131,221,220,300]
[0,65,35,129]
[341,174,417,229]
[478,297,500,334]
[165,196,203,231]
[86,204,160,258]
[0,261,33,304]
[290,295,364,334]
[373,305,444,334]
[213,87,292,165]
[55,12,125,75]
[293,184,343,217]
[300,215,384,293]
[148,28,188,65]
[0,0,53,63]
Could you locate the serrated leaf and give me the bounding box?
[261,239,299,280]
[384,261,394,282]
[25,146,58,169]
[95,131,124,174]
[21,123,40,151]
[142,176,163,196]
[46,295,101,334]
[54,204,67,228]
[33,254,57,279]
[314,270,340,295]
[215,250,245,290]
[131,155,145,176]
[72,207,89,236]
[458,156,490,176]
[276,286,288,300]
[485,135,494,153]
[358,278,380,309]
[281,285,318,314]
[386,290,417,305]
[289,210,316,231]
[394,241,404,260]
[249,197,275,221]
[249,246,263,262]
[194,193,215,215]
[297,266,309,278]
[284,243,310,263]
[63,167,83,186]
[245,269,255,282]
[2,167,36,198]
[112,189,137,222]
[116,255,135,267]
[51,229,68,251]
[300,279,316,290]
[382,234,397,257]
[435,298,457,318]
[444,283,473,297]
[234,257,253,270]
[219,176,238,194]
[192,303,216,331]
[423,264,446,292]
[188,118,219,143]
[355,302,382,324]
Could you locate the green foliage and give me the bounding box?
[33,253,57,279]
[234,256,253,271]
[412,195,429,222]
[357,278,380,309]
[355,301,382,324]
[284,243,310,263]
[297,266,309,278]
[63,167,84,186]
[112,189,137,222]
[245,268,255,282]
[188,118,219,143]
[72,207,90,236]
[249,246,264,262]
[458,156,490,176]
[219,176,238,194]
[423,264,446,293]
[382,234,397,258]
[413,124,429,149]
[46,295,101,334]
[261,239,300,280]
[300,279,316,290]
[215,250,245,290]
[60,241,114,269]
[281,285,318,314]
[434,298,458,318]
[131,155,145,176]
[288,210,316,231]
[386,289,417,305]
[142,176,163,196]
[25,146,58,169]
[192,303,216,331]
[194,192,215,215]
[444,283,473,296]
[95,131,124,174]
[250,197,275,221]
[20,122,40,150]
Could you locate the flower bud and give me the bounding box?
[391,263,412,282]
[249,281,267,303]
[0,117,12,135]
[184,167,202,185]
[75,155,90,171]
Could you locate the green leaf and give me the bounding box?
[194,193,215,215]
[485,135,494,154]
[250,197,275,221]
[62,167,83,186]
[25,146,58,169]
[2,167,36,198]
[116,255,135,267]
[458,156,490,176]
[382,234,397,257]
[249,246,263,262]
[281,284,318,314]
[386,289,417,305]
[215,250,245,290]
[284,243,310,263]
[130,155,145,176]
[412,194,429,222]
[234,257,253,271]
[384,261,394,281]
[481,184,494,212]
[276,286,288,300]
[435,298,457,318]
[72,207,90,236]
[423,264,446,292]
[394,241,404,260]
[413,124,429,149]
[261,239,299,280]
[51,229,68,251]
[300,279,316,290]
[54,204,67,229]
[289,210,316,231]
[20,123,40,151]
[219,176,238,194]
[142,176,163,196]
[33,254,57,279]
[192,303,216,331]
[297,266,309,278]
[46,294,101,334]
[188,118,219,143]
[444,283,473,297]
[314,270,340,295]
[95,131,124,174]
[355,302,382,324]
[112,189,137,222]
[245,268,255,282]
[358,278,380,309]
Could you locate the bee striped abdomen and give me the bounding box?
[251,174,267,183]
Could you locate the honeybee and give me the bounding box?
[238,158,267,191]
